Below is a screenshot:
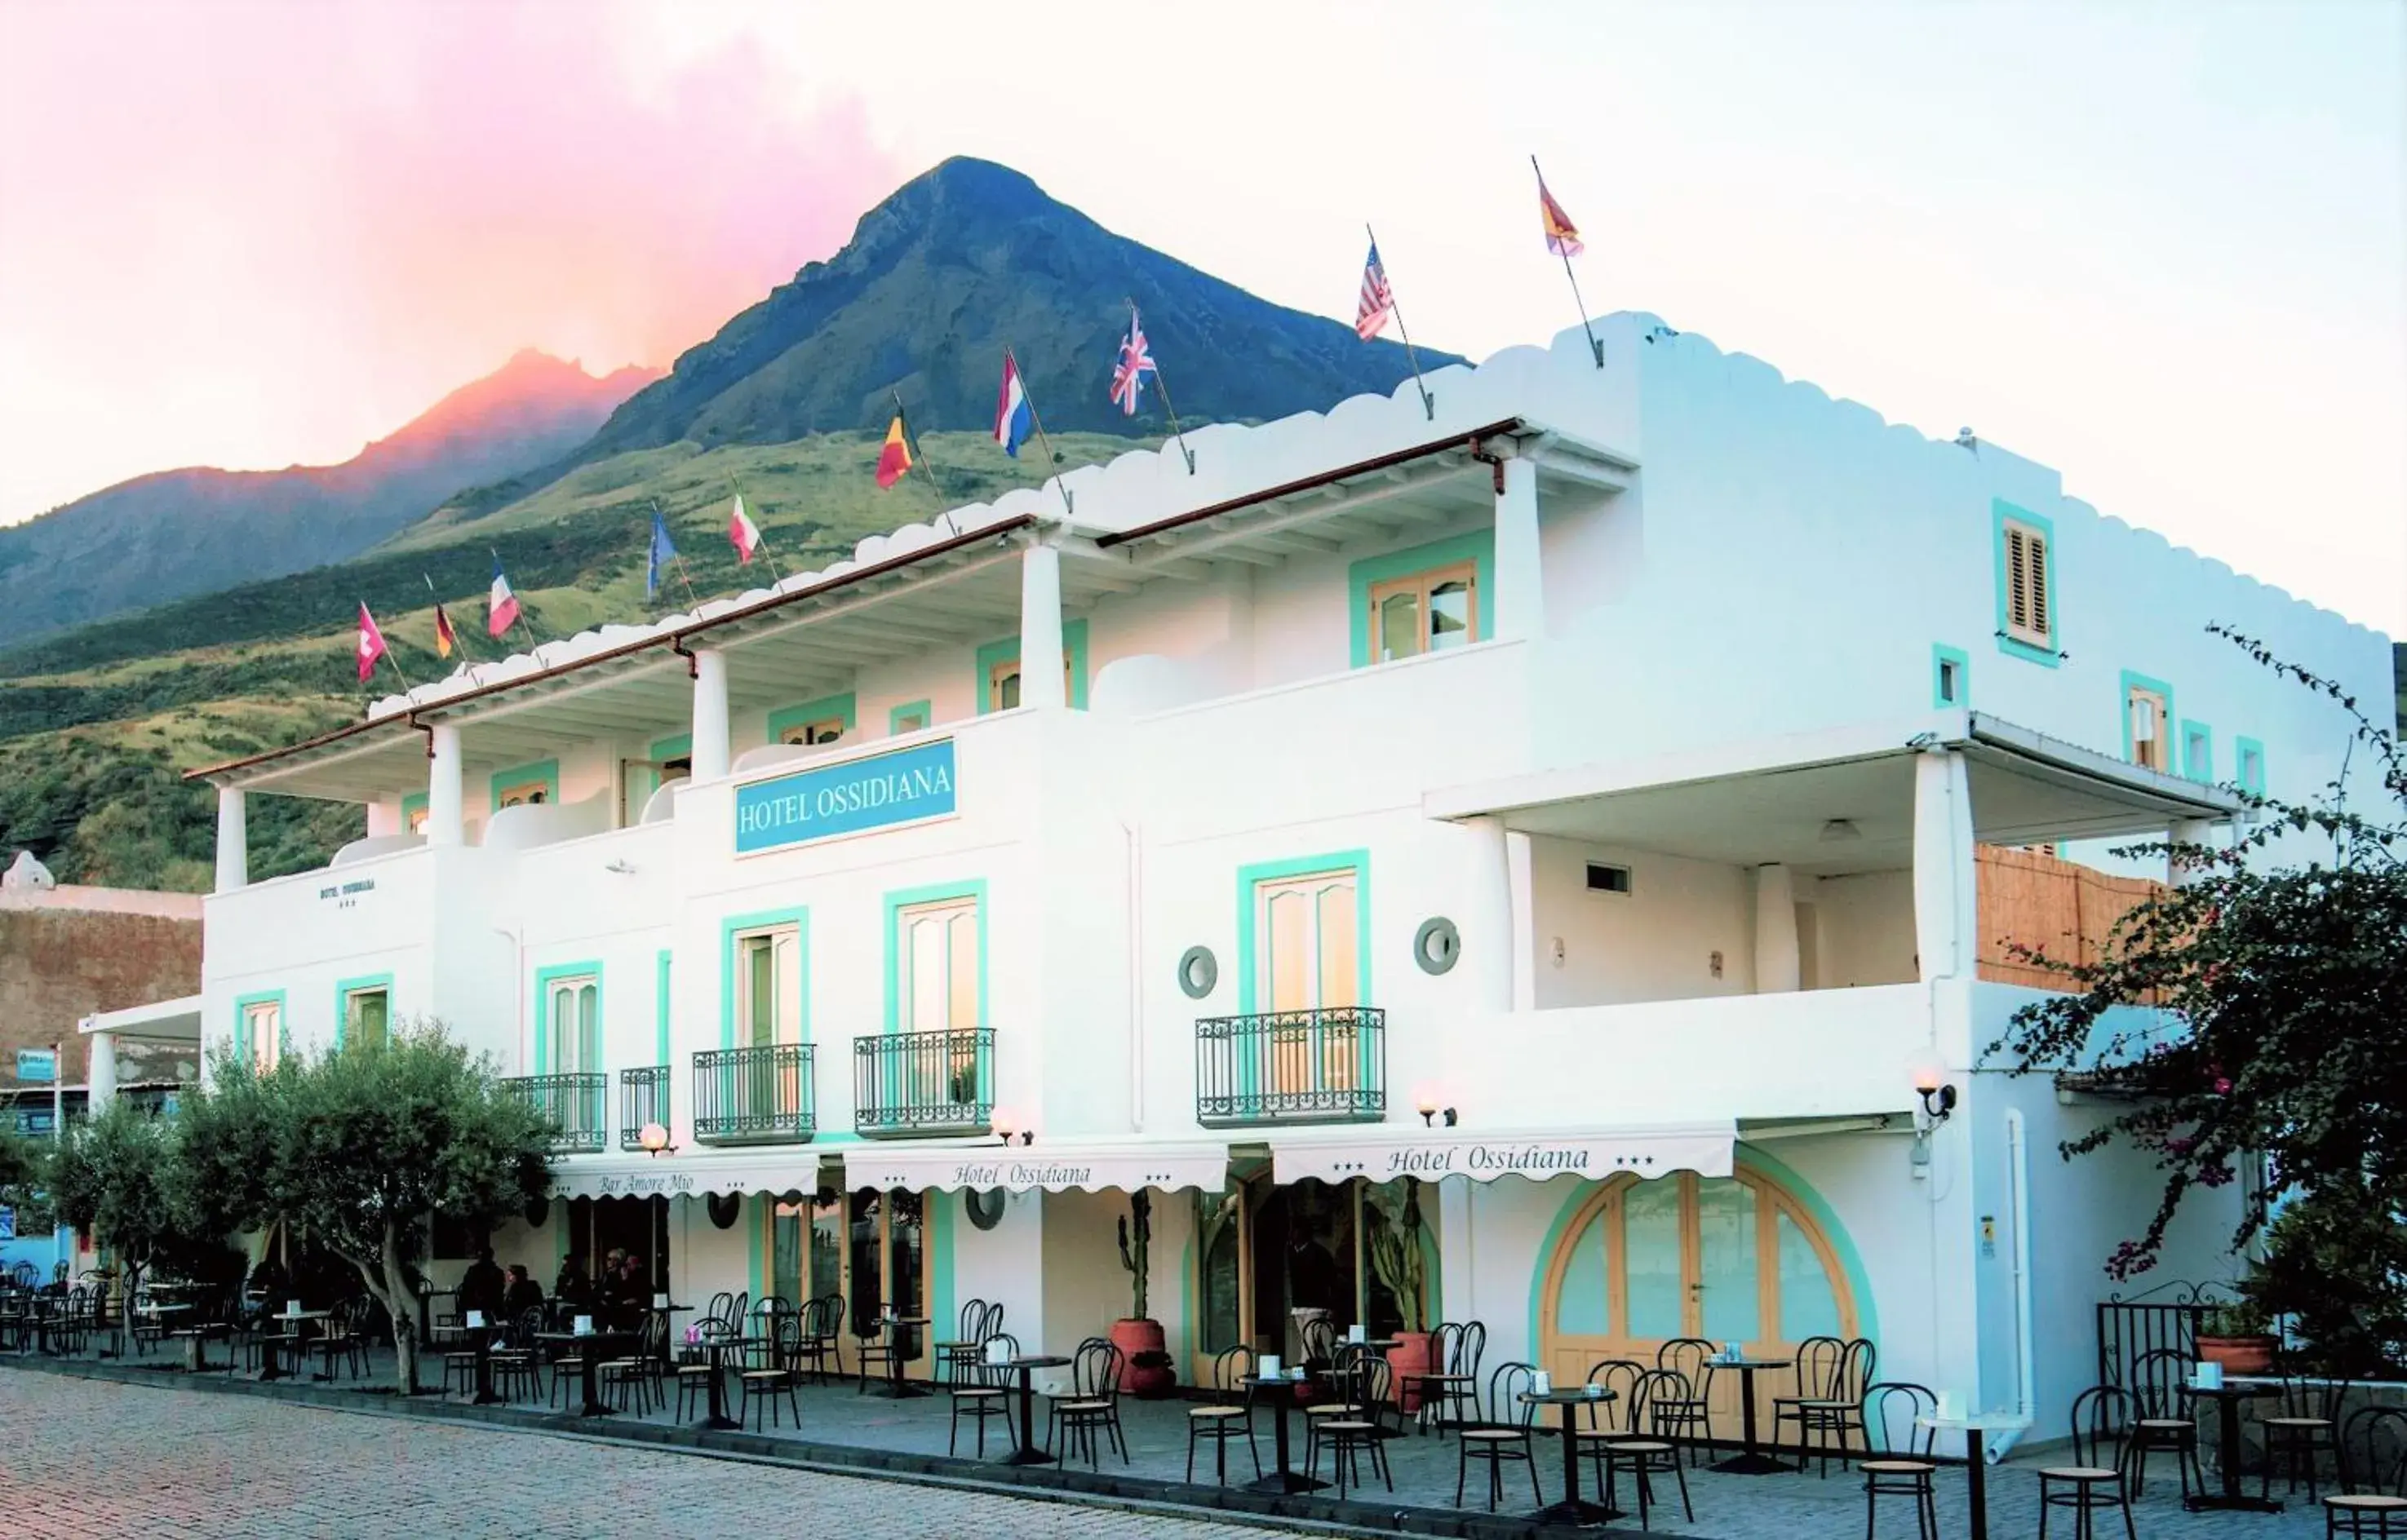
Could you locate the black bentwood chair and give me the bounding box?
[949,1330,1017,1458]
[2125,1347,2205,1502]
[1312,1354,1396,1498]
[2038,1384,2139,1540]
[2325,1405,2407,1540]
[2264,1374,2352,1502]
[1455,1361,1544,1512]
[1858,1381,1941,1540]
[1602,1368,1698,1529]
[1186,1344,1262,1486]
[1048,1337,1128,1469]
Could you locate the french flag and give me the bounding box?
[993,351,1034,458]
[486,560,521,638]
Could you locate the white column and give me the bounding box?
[1913,749,1979,982]
[1018,544,1066,710]
[426,724,465,847]
[1506,830,1537,1012]
[213,786,247,893]
[689,648,730,781]
[1492,454,1543,643]
[2170,817,2218,887]
[1753,863,1801,993]
[86,1032,117,1112]
[365,799,402,839]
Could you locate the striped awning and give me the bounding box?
[841,1139,1230,1195]
[1269,1122,1735,1186]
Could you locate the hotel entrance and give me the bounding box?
[1198,1167,1435,1374]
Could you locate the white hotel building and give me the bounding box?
[190,315,2391,1439]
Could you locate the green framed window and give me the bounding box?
[2235,737,2266,795]
[400,792,428,835]
[2180,719,2213,784]
[976,620,1090,713]
[535,963,601,1074]
[889,700,933,737]
[1993,501,2059,666]
[1930,644,1970,709]
[768,693,857,748]
[719,906,809,1050]
[1349,532,1496,669]
[335,974,394,1051]
[2120,670,2176,775]
[491,758,559,811]
[233,989,286,1073]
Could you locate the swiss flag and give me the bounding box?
[357,603,388,684]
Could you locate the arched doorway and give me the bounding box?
[1536,1158,1862,1435]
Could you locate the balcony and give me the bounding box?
[853,1029,994,1138]
[501,1073,607,1153]
[618,1064,670,1152]
[1195,1008,1386,1129]
[691,1044,816,1146]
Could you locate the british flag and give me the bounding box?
[1355,241,1395,341]
[1110,308,1156,417]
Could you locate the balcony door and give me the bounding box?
[1256,869,1360,1097]
[549,976,598,1074]
[894,896,980,1112]
[734,927,805,1124]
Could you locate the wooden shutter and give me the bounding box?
[2003,522,2050,647]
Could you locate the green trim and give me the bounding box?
[231,989,287,1063]
[641,733,692,810]
[1930,644,1970,710]
[2118,670,2178,767]
[2235,737,2266,794]
[399,792,428,830]
[1523,1143,1880,1363]
[2179,719,2214,783]
[332,972,394,1050]
[974,617,1090,714]
[929,1194,953,1364]
[532,961,603,1076]
[718,906,810,1050]
[766,693,858,746]
[1347,529,1496,669]
[654,949,673,1065]
[888,700,933,736]
[1235,850,1372,1014]
[1991,500,2059,667]
[490,757,560,812]
[880,880,989,1034]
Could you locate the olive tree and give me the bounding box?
[47,1101,206,1356]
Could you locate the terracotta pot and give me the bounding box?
[1387,1330,1435,1413]
[2197,1334,2276,1374]
[1110,1317,1176,1396]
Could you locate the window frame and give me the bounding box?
[233,990,286,1073]
[718,907,809,1050]
[2235,737,2266,795]
[1235,851,1372,1016]
[888,700,933,737]
[767,693,856,749]
[1930,644,1970,709]
[974,618,1091,714]
[1992,501,2060,667]
[534,963,602,1075]
[1366,559,1482,665]
[1347,531,1496,670]
[490,758,560,812]
[335,974,394,1051]
[2120,670,2177,775]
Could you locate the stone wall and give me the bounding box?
[0,893,202,1091]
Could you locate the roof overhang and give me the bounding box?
[82,994,203,1042]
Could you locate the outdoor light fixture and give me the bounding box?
[638,1122,677,1157]
[1910,1058,1958,1126]
[1415,1095,1458,1129]
[1820,818,1862,843]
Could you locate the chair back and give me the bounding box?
[1350,1355,1395,1433]
[1863,1381,1937,1458]
[1210,1343,1256,1401]
[2126,1347,2192,1419]
[1636,1368,1694,1440]
[1791,1334,1847,1397]
[1300,1314,1337,1368]
[2281,1374,2351,1425]
[9,1261,33,1290]
[1427,1321,1463,1380]
[2068,1383,2133,1471]
[2338,1405,2407,1498]
[956,1295,986,1339]
[728,1290,751,1330]
[704,1290,733,1325]
[975,1330,1020,1387]
[1658,1336,1714,1383]
[806,1292,842,1342]
[1488,1361,1539,1429]
[1837,1337,1879,1401]
[977,1299,1004,1342]
[1071,1335,1123,1401]
[1453,1320,1488,1382]
[1585,1359,1647,1433]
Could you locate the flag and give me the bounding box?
[875,414,913,489]
[432,603,459,659]
[993,352,1034,457]
[1355,241,1395,341]
[647,510,679,597]
[1110,309,1156,417]
[486,560,520,638]
[356,603,387,683]
[1538,174,1584,258]
[728,495,762,564]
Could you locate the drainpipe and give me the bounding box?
[1466,436,1508,496]
[1122,820,1144,1134]
[1988,1109,2037,1462]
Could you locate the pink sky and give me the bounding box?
[0,2,899,517]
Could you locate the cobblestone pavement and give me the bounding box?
[0,1373,1310,1539]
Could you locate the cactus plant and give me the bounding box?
[1366,1179,1428,1333]
[1116,1189,1152,1321]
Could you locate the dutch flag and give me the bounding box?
[486,559,521,639]
[993,350,1035,458]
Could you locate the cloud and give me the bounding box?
[0,0,901,517]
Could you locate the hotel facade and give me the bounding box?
[188,315,2393,1443]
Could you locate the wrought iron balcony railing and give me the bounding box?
[853,1028,994,1138]
[691,1044,816,1146]
[1195,1007,1386,1128]
[618,1064,670,1152]
[501,1073,607,1153]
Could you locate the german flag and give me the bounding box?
[875,413,913,489]
[432,602,459,659]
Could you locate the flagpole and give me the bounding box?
[1127,299,1195,475]
[1368,223,1434,420]
[892,391,957,535]
[649,501,703,610]
[725,475,787,586]
[1004,344,1074,515]
[1533,156,1602,369]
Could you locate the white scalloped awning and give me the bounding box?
[841,1140,1230,1195]
[547,1150,829,1201]
[1270,1122,1734,1186]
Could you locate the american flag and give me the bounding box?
[1110,308,1156,416]
[1355,241,1394,341]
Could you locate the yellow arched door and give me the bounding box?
[1538,1166,1859,1435]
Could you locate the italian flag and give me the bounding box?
[729,495,762,564]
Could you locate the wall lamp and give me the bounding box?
[1912,1063,1958,1126]
[637,1122,678,1158]
[993,1115,1034,1148]
[1415,1094,1457,1129]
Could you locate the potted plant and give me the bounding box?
[1113,1191,1176,1397]
[1368,1179,1433,1411]
[2196,1298,2279,1374]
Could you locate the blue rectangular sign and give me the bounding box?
[734,737,957,855]
[14,1049,56,1083]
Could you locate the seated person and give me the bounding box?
[502,1264,544,1321]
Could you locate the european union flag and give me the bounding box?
[647,509,680,599]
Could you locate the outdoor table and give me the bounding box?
[536,1329,638,1418]
[864,1315,929,1401]
[258,1310,326,1383]
[2181,1381,2283,1513]
[686,1333,755,1431]
[1240,1373,1331,1495]
[1706,1356,1794,1475]
[651,1303,693,1368]
[414,1286,455,1349]
[996,1353,1072,1467]
[1917,1409,2032,1540]
[1521,1386,1625,1525]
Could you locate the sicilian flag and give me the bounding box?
[875,414,912,489]
[432,603,459,660]
[1538,173,1584,259]
[486,560,520,638]
[356,603,388,683]
[993,351,1034,458]
[728,495,762,564]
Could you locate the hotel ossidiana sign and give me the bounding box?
[735,738,957,854]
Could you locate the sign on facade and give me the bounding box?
[734,737,957,855]
[13,1049,57,1083]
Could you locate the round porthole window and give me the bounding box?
[706,1193,743,1230]
[965,1188,1007,1231]
[1177,945,1219,1000]
[1413,916,1461,976]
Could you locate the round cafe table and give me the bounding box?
[1707,1357,1794,1475]
[996,1354,1072,1467]
[1241,1374,1331,1494]
[865,1316,929,1400]
[534,1329,639,1418]
[1916,1409,2032,1540]
[1522,1387,1625,1526]
[2181,1381,2282,1513]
